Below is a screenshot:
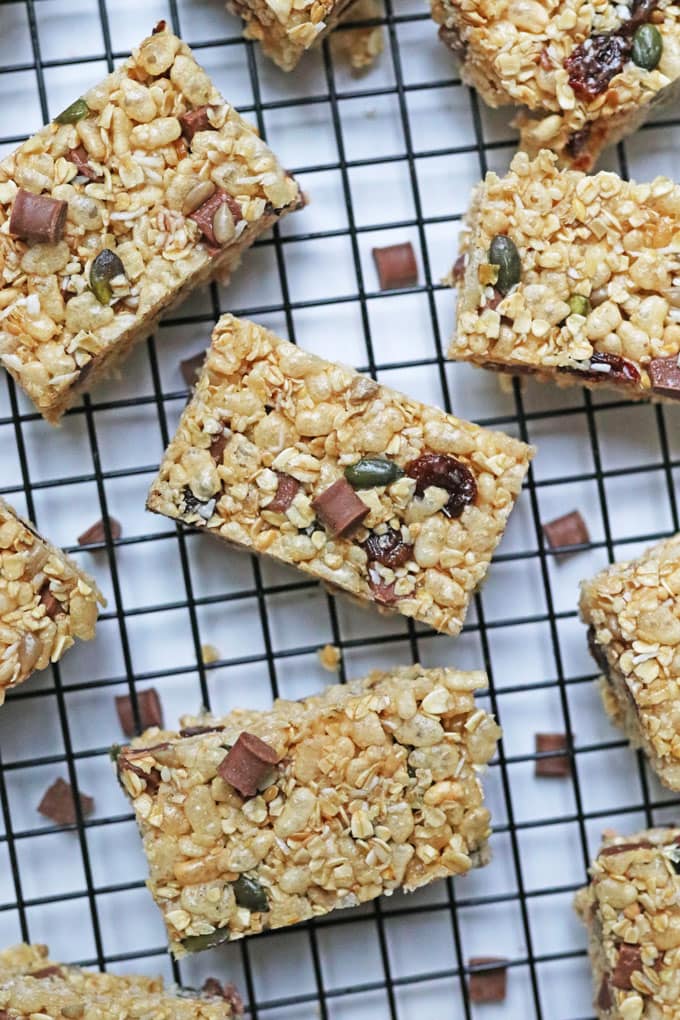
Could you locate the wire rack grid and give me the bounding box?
[1,1,680,1018]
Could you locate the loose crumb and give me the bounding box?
[318,643,341,671]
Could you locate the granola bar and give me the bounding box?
[431,0,680,172]
[226,0,382,71]
[147,315,532,636]
[0,25,301,425]
[117,664,501,956]
[580,533,680,791]
[0,498,103,703]
[574,827,680,1019]
[0,942,240,1018]
[451,150,680,403]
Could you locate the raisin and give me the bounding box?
[565,33,632,101]
[405,453,477,519]
[565,125,591,160]
[363,529,413,568]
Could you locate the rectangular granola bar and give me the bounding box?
[451,150,680,403]
[575,827,680,1019]
[0,24,301,424]
[117,664,501,955]
[226,0,381,70]
[147,314,532,636]
[431,0,680,172]
[0,942,241,1017]
[0,498,103,703]
[580,533,680,791]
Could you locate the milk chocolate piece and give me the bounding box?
[312,478,369,537]
[543,510,590,553]
[37,777,94,826]
[468,957,508,1003]
[180,106,215,142]
[77,516,122,546]
[9,189,67,244]
[372,242,418,290]
[115,688,163,737]
[218,731,279,797]
[649,355,680,399]
[535,732,571,777]
[267,473,301,513]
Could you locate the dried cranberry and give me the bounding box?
[363,529,413,568]
[565,33,632,101]
[368,573,399,605]
[405,453,477,519]
[561,352,640,386]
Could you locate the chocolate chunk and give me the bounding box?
[597,976,612,1011]
[179,724,225,738]
[37,777,94,826]
[483,360,536,377]
[535,733,571,777]
[65,145,102,182]
[649,356,680,399]
[451,252,466,283]
[218,731,279,798]
[77,516,122,546]
[267,472,301,513]
[565,124,592,160]
[543,510,589,553]
[372,242,418,290]
[600,840,652,856]
[368,573,399,605]
[118,755,162,795]
[209,432,228,463]
[612,944,643,990]
[587,625,611,676]
[30,965,63,978]
[468,957,508,1004]
[189,189,242,247]
[180,106,215,142]
[115,687,163,737]
[9,189,68,244]
[180,351,205,389]
[312,477,369,538]
[39,583,62,620]
[202,978,244,1014]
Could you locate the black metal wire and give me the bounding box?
[1,1,679,1018]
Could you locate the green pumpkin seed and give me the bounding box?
[632,23,662,71]
[488,235,521,295]
[344,457,403,489]
[181,928,230,953]
[54,98,89,125]
[232,875,269,913]
[568,294,591,318]
[90,249,126,305]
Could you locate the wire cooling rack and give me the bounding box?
[2,1,680,1018]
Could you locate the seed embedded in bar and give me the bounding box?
[37,777,94,826]
[649,355,680,399]
[372,241,418,290]
[535,732,572,777]
[542,510,590,554]
[218,731,279,797]
[468,957,509,1003]
[9,189,68,244]
[189,189,240,248]
[181,180,217,217]
[77,516,122,546]
[115,687,163,737]
[312,477,370,537]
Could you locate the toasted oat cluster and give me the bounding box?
[580,534,680,791]
[451,150,680,402]
[575,828,680,1019]
[226,0,382,71]
[0,25,301,424]
[0,942,241,1018]
[117,665,501,956]
[431,0,680,171]
[147,315,532,636]
[0,498,103,703]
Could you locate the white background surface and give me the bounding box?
[1,2,680,1018]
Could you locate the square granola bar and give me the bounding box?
[580,533,680,791]
[431,0,680,171]
[0,24,301,424]
[147,315,532,636]
[0,942,241,1017]
[451,150,680,403]
[575,828,680,1019]
[117,664,501,955]
[0,498,103,703]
